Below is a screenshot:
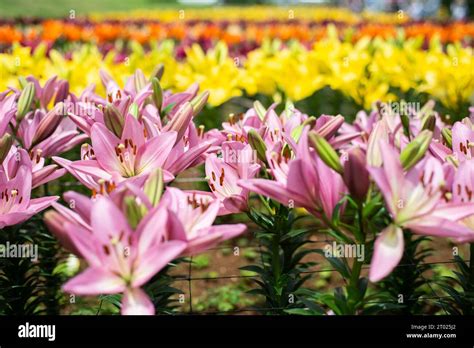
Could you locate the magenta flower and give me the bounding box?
[159,187,246,255]
[59,196,186,315]
[205,141,260,213]
[368,143,474,282]
[240,128,346,219]
[0,94,16,136]
[2,146,65,189]
[0,163,58,228]
[54,114,178,189]
[452,121,474,161]
[450,159,474,240]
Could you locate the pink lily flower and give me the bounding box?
[0,164,58,228]
[368,143,474,282]
[205,141,260,213]
[0,94,16,136]
[450,160,474,241]
[53,114,178,189]
[60,196,186,315]
[159,187,246,255]
[239,128,346,219]
[2,146,66,189]
[452,121,474,161]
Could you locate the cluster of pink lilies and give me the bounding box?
[1,68,474,314]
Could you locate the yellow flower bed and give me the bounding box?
[1,29,473,110]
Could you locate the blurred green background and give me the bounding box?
[0,0,180,18]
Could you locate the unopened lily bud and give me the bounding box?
[441,128,452,148]
[16,82,35,121]
[164,102,193,142]
[317,115,344,140]
[0,134,13,163]
[400,130,433,170]
[18,76,28,89]
[343,148,369,201]
[190,91,209,116]
[247,128,267,163]
[309,131,343,174]
[144,168,164,207]
[133,69,147,92]
[151,77,163,113]
[32,103,64,145]
[54,80,69,104]
[291,117,318,141]
[400,114,410,138]
[104,104,124,137]
[44,210,81,256]
[421,115,436,132]
[253,101,266,121]
[124,196,144,229]
[302,116,317,129]
[150,63,164,81]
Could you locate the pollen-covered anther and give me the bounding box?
[219,168,225,186]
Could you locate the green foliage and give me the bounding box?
[377,233,433,314]
[244,203,317,314]
[0,216,63,315]
[437,244,474,315]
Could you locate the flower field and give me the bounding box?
[1,3,474,321]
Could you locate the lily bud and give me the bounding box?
[54,80,69,104]
[32,103,64,145]
[164,102,193,143]
[16,82,35,121]
[104,104,124,137]
[309,131,343,174]
[190,91,209,116]
[18,76,28,89]
[343,148,369,201]
[253,101,266,121]
[247,129,267,163]
[133,69,147,92]
[0,134,13,163]
[124,196,144,229]
[400,114,410,138]
[400,130,433,170]
[44,210,82,256]
[317,115,344,140]
[291,117,317,141]
[150,63,165,81]
[144,168,164,207]
[151,77,163,113]
[421,115,436,132]
[441,128,452,148]
[302,116,317,129]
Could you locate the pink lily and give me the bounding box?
[239,128,346,219]
[60,195,186,315]
[159,187,246,255]
[368,142,474,282]
[53,114,178,189]
[2,146,66,189]
[450,160,474,241]
[0,164,58,228]
[0,94,16,136]
[205,141,260,213]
